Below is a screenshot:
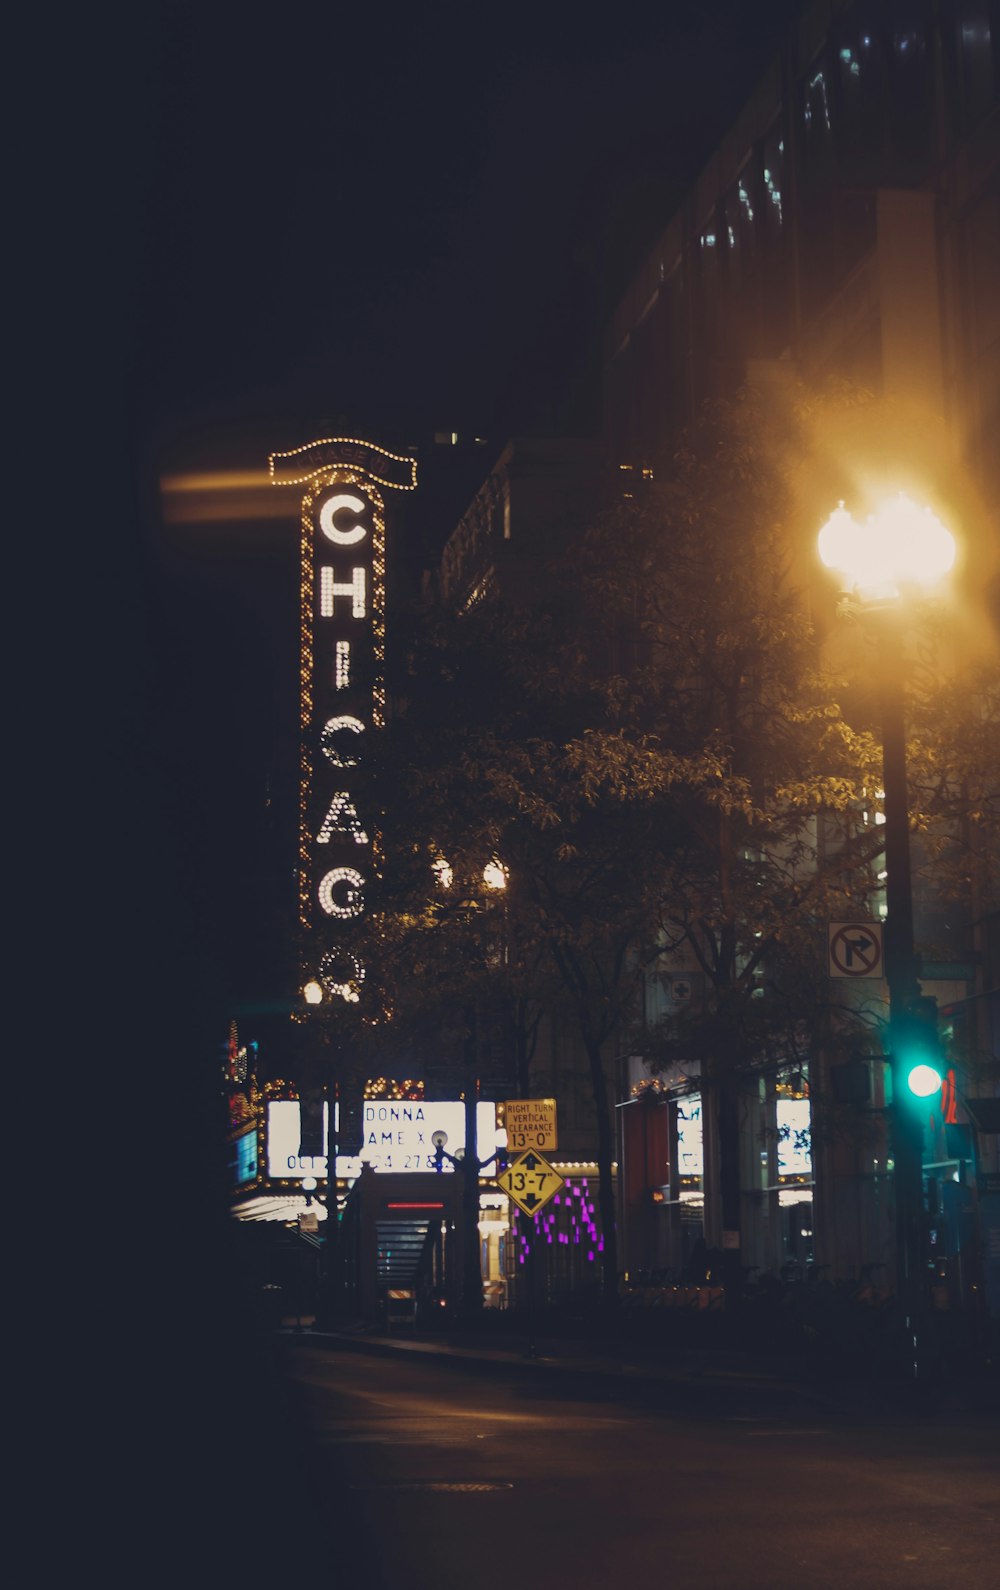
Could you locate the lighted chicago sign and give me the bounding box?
[270,437,417,1004]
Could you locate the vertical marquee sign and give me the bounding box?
[269,437,417,1013]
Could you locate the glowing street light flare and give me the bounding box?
[817,493,956,601]
[432,856,454,889]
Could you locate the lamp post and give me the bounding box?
[432,1128,499,1324]
[297,982,341,1331]
[817,493,955,1379]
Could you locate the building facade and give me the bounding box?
[601,0,998,1319]
[434,0,998,1333]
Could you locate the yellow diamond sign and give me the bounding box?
[497,1150,564,1217]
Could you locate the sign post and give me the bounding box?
[497,1150,564,1361]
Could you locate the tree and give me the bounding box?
[349,594,676,1310]
[574,388,887,1266]
[302,384,999,1315]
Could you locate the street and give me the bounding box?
[272,1341,999,1589]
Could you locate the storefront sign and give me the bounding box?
[266,1099,499,1179]
[231,1129,258,1187]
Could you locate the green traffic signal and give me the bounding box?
[891,995,944,1102]
[905,1061,943,1099]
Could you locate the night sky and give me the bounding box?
[131,0,803,453]
[117,0,803,1059]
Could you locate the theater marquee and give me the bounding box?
[269,437,417,1006]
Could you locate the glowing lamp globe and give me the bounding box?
[303,980,324,1005]
[818,494,955,601]
[817,501,866,578]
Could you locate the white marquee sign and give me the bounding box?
[266,1099,500,1178]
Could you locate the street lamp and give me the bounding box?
[431,1127,499,1324]
[817,492,956,1379]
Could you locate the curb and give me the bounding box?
[276,1328,873,1418]
[275,1327,1000,1423]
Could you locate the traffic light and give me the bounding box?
[891,996,944,1104]
[831,1057,872,1106]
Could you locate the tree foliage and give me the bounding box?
[302,383,999,1290]
[576,394,885,1090]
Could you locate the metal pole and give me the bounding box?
[463,1075,483,1325]
[319,1071,340,1330]
[524,1215,538,1360]
[877,623,927,1379]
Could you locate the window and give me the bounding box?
[946,1,996,134]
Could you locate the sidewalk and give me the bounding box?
[276,1315,1000,1423]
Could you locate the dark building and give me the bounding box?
[435,0,999,1327]
[604,0,997,508]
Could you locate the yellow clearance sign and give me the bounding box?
[503,1098,558,1151]
[497,1151,564,1217]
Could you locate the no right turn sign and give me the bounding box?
[828,922,883,978]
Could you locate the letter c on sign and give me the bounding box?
[321,715,364,768]
[319,493,368,546]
